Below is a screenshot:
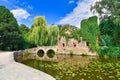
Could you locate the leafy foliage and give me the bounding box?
[99,46,120,58]
[80,16,99,51]
[48,25,59,46]
[19,24,30,35]
[29,16,48,46]
[91,0,120,19]
[91,0,120,44]
[19,24,35,49]
[0,6,23,51]
[59,24,72,39]
[99,19,114,36]
[91,0,120,57]
[99,35,114,46]
[59,24,79,42]
[113,18,120,44]
[71,29,81,42]
[29,16,59,46]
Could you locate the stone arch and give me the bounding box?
[47,49,55,58]
[37,49,45,57]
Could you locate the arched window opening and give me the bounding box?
[62,43,65,47]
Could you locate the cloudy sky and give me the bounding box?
[0,0,98,27]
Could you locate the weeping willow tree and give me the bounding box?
[29,16,59,46]
[48,25,59,46]
[30,16,49,46]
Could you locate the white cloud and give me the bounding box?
[69,0,75,4]
[11,8,30,20]
[57,0,99,27]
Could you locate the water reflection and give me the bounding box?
[57,55,97,68]
[22,55,120,80]
[22,55,98,80]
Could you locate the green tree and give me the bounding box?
[0,6,23,51]
[91,0,120,44]
[71,29,81,42]
[59,24,78,41]
[99,35,114,46]
[99,18,114,36]
[48,25,59,46]
[113,18,120,44]
[19,24,34,49]
[19,24,30,35]
[91,0,120,57]
[80,16,99,51]
[91,0,120,19]
[99,18,115,47]
[30,16,49,46]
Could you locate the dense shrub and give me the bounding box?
[99,46,120,58]
[80,16,99,51]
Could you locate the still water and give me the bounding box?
[22,55,120,80]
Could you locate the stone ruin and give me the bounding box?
[58,36,96,55]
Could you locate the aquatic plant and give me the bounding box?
[22,58,120,80]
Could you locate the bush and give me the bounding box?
[98,46,109,56]
[99,35,114,46]
[99,46,120,58]
[107,47,120,58]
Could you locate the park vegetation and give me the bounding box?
[91,0,120,58]
[0,0,120,58]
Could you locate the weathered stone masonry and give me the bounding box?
[58,37,96,55]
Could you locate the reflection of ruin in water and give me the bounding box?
[57,54,97,68]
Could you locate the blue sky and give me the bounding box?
[0,0,98,27]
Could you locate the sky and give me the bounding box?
[0,0,99,28]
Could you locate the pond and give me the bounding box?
[22,55,120,80]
